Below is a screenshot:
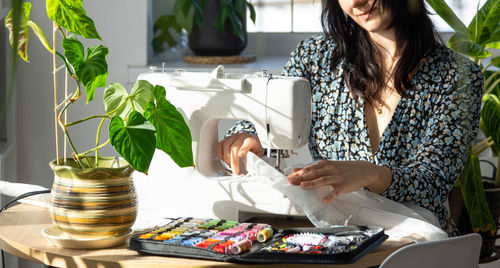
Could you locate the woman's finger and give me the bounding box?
[221,135,238,166]
[322,187,339,203]
[288,168,329,184]
[300,175,332,188]
[238,136,255,157]
[230,139,244,174]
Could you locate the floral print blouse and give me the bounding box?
[228,35,483,235]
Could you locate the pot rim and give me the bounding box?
[49,156,132,174]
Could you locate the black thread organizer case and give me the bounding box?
[128,217,388,264]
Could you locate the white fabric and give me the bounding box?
[244,152,448,241]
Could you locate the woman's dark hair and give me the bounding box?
[321,0,439,103]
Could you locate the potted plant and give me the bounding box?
[5,0,193,238]
[152,0,256,56]
[426,0,500,259]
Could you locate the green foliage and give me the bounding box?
[425,0,468,36]
[457,152,497,235]
[5,2,52,62]
[5,1,194,174]
[62,35,108,103]
[481,94,500,152]
[46,0,101,40]
[106,81,194,172]
[152,0,256,53]
[109,112,156,174]
[103,81,154,119]
[144,86,194,168]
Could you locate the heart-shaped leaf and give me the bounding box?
[103,80,154,119]
[109,112,156,173]
[62,35,108,103]
[46,0,101,40]
[144,85,194,167]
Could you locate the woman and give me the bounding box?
[217,0,483,235]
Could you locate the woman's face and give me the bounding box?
[338,0,393,35]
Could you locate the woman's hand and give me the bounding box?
[287,160,392,203]
[217,132,264,175]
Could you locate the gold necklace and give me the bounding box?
[375,90,391,115]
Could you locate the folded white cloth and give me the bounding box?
[0,181,50,208]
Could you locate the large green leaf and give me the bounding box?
[152,15,182,53]
[458,153,497,234]
[103,80,154,119]
[425,0,468,37]
[62,35,108,103]
[491,56,500,68]
[174,0,194,32]
[144,85,194,168]
[448,33,491,58]
[468,0,500,45]
[46,0,101,40]
[246,1,256,23]
[485,27,500,48]
[481,94,500,152]
[62,35,84,66]
[109,112,156,174]
[5,2,31,62]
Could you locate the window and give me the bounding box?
[248,0,478,33]
[248,0,322,33]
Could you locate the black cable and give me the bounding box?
[0,189,51,268]
[0,190,50,213]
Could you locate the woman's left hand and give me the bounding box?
[287,160,392,203]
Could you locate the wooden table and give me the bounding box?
[0,204,412,268]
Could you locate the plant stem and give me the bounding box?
[64,130,85,168]
[55,51,74,77]
[57,101,85,168]
[66,115,110,127]
[78,139,110,158]
[94,118,106,167]
[472,136,493,156]
[485,78,500,96]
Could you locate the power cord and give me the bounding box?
[0,190,51,268]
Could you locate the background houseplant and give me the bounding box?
[426,0,500,258]
[5,0,194,236]
[152,0,256,56]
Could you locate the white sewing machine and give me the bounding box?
[132,65,312,222]
[138,65,311,175]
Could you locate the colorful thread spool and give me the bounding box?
[230,239,252,254]
[257,227,274,242]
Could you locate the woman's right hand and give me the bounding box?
[217,132,264,175]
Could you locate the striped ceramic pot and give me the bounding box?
[49,157,137,237]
